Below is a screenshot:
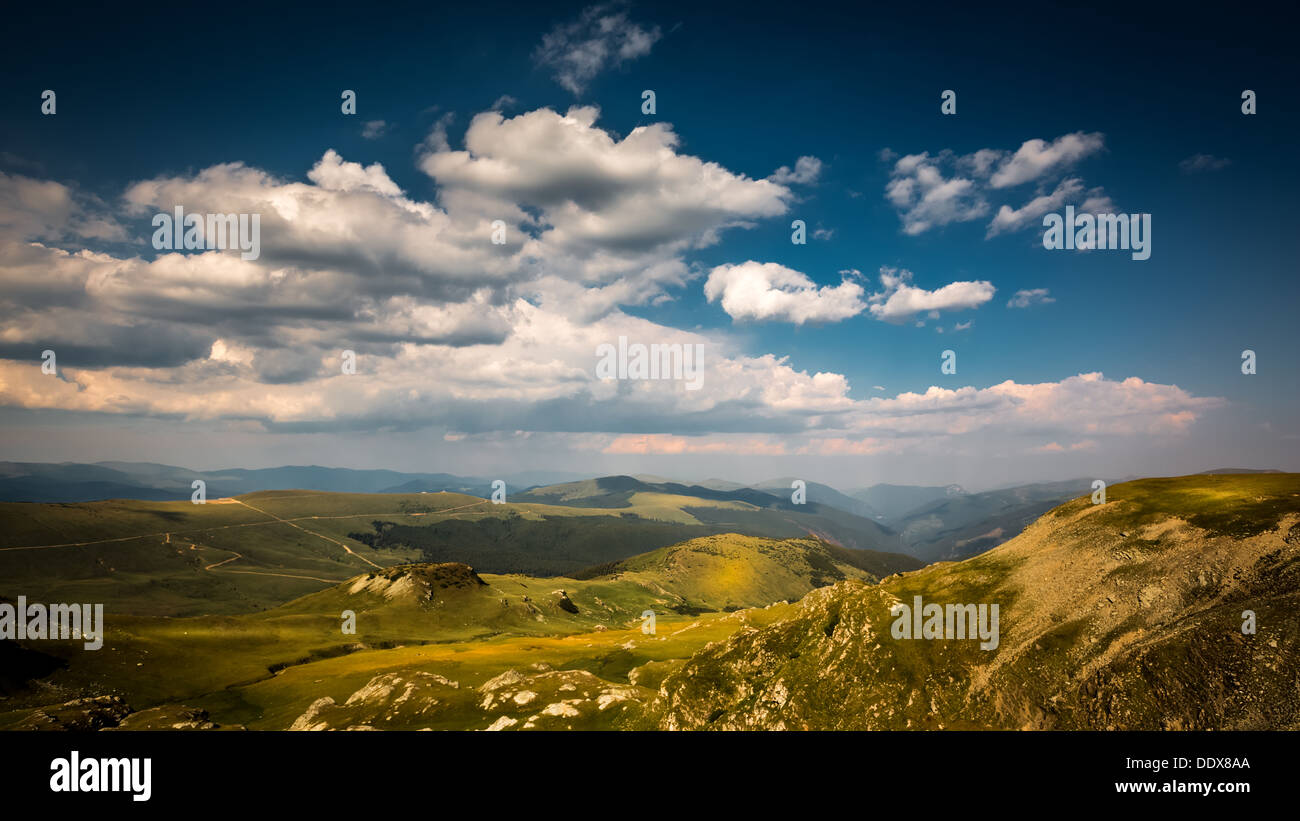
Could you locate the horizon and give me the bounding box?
[0,456,1286,497]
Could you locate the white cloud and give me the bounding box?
[0,171,125,242]
[1007,288,1055,309]
[884,134,1109,237]
[988,132,1105,188]
[704,262,865,324]
[419,105,793,304]
[987,177,1084,236]
[534,3,662,95]
[769,156,823,185]
[884,153,988,235]
[361,120,388,140]
[0,110,1227,464]
[867,267,994,321]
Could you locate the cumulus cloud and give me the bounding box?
[0,104,813,419]
[988,132,1105,188]
[769,156,823,185]
[0,107,1226,465]
[987,177,1084,236]
[0,171,126,242]
[419,105,793,306]
[534,3,661,95]
[884,152,988,235]
[361,120,388,140]
[884,133,1108,237]
[704,262,865,324]
[867,267,994,321]
[1007,288,1055,309]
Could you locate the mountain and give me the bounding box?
[692,478,749,491]
[376,477,493,495]
[890,478,1097,562]
[747,477,881,520]
[0,461,590,503]
[850,483,966,522]
[5,473,1297,732]
[651,473,1300,730]
[516,475,903,553]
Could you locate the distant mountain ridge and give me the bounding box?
[516,475,904,555]
[0,461,588,503]
[848,483,966,522]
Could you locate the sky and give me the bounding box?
[0,0,1296,491]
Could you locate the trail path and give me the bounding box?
[230,498,385,570]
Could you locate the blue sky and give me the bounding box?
[0,1,1296,489]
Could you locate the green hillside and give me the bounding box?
[0,483,915,616]
[0,534,879,729]
[652,473,1300,730]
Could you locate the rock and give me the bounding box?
[551,590,580,614]
[484,716,518,731]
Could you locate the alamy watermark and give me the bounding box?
[152,206,261,261]
[50,751,151,802]
[595,336,705,390]
[1043,205,1150,260]
[890,595,999,651]
[0,596,103,650]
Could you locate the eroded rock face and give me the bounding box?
[653,507,1300,731]
[347,563,486,602]
[477,669,641,730]
[290,671,462,730]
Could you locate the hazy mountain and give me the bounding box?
[850,483,966,522]
[891,479,1098,562]
[747,477,882,520]
[692,478,749,491]
[0,461,589,502]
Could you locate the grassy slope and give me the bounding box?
[652,474,1300,730]
[0,534,858,729]
[0,487,915,615]
[577,534,878,611]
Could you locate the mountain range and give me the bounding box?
[3,472,1295,731]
